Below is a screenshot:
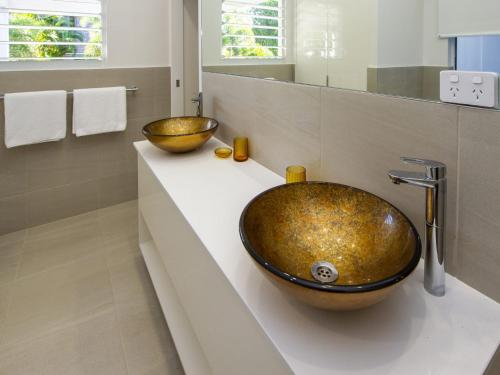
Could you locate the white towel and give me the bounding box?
[4,91,67,148]
[72,87,127,137]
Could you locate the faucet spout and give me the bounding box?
[388,170,437,188]
[388,157,447,297]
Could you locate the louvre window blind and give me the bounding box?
[438,0,500,37]
[0,0,102,61]
[221,0,285,59]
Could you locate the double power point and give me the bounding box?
[440,70,499,109]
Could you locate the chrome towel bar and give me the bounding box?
[0,86,139,100]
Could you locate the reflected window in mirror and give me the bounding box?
[457,36,500,73]
[221,0,285,59]
[203,0,500,106]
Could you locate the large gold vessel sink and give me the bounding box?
[143,117,218,153]
[240,182,421,311]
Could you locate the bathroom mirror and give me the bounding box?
[201,0,500,103]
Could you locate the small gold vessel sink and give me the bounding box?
[143,117,219,153]
[240,182,421,311]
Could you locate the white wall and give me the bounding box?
[376,0,422,68]
[0,0,171,71]
[422,0,449,66]
[202,0,295,66]
[373,0,450,68]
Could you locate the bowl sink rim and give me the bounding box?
[239,182,422,294]
[142,116,219,138]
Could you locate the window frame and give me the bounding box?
[220,0,286,60]
[0,0,106,63]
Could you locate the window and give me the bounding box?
[0,0,102,61]
[221,0,285,59]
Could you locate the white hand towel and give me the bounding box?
[4,90,67,149]
[72,87,127,137]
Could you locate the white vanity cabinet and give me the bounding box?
[136,139,500,375]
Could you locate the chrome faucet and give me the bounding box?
[388,157,447,297]
[191,92,203,117]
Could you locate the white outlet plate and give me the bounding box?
[440,70,499,108]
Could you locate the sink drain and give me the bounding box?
[311,261,339,284]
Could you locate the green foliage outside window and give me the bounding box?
[222,0,283,59]
[8,13,102,59]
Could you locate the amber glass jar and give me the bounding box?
[233,137,249,162]
[286,166,307,183]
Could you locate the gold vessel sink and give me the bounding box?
[240,182,421,311]
[142,117,219,153]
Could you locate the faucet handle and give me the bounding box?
[400,157,446,179]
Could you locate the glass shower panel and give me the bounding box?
[294,0,328,86]
[326,0,377,91]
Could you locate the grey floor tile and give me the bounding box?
[0,311,128,375]
[0,230,25,286]
[108,248,157,307]
[98,200,138,241]
[25,211,99,240]
[115,296,183,375]
[18,214,104,279]
[105,229,183,374]
[0,200,183,375]
[0,254,114,347]
[0,284,11,329]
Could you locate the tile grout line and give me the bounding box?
[101,220,133,375]
[13,239,104,284]
[0,308,115,352]
[0,208,113,350]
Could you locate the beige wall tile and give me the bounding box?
[203,72,322,178]
[154,67,172,97]
[0,194,28,235]
[98,172,137,208]
[0,254,114,347]
[320,88,460,275]
[26,180,100,227]
[0,67,171,235]
[154,95,172,118]
[24,142,70,192]
[0,123,28,197]
[370,66,423,99]
[457,108,500,301]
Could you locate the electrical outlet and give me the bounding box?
[440,71,499,108]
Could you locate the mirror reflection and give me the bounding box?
[202,0,500,103]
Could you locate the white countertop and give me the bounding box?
[135,139,500,375]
